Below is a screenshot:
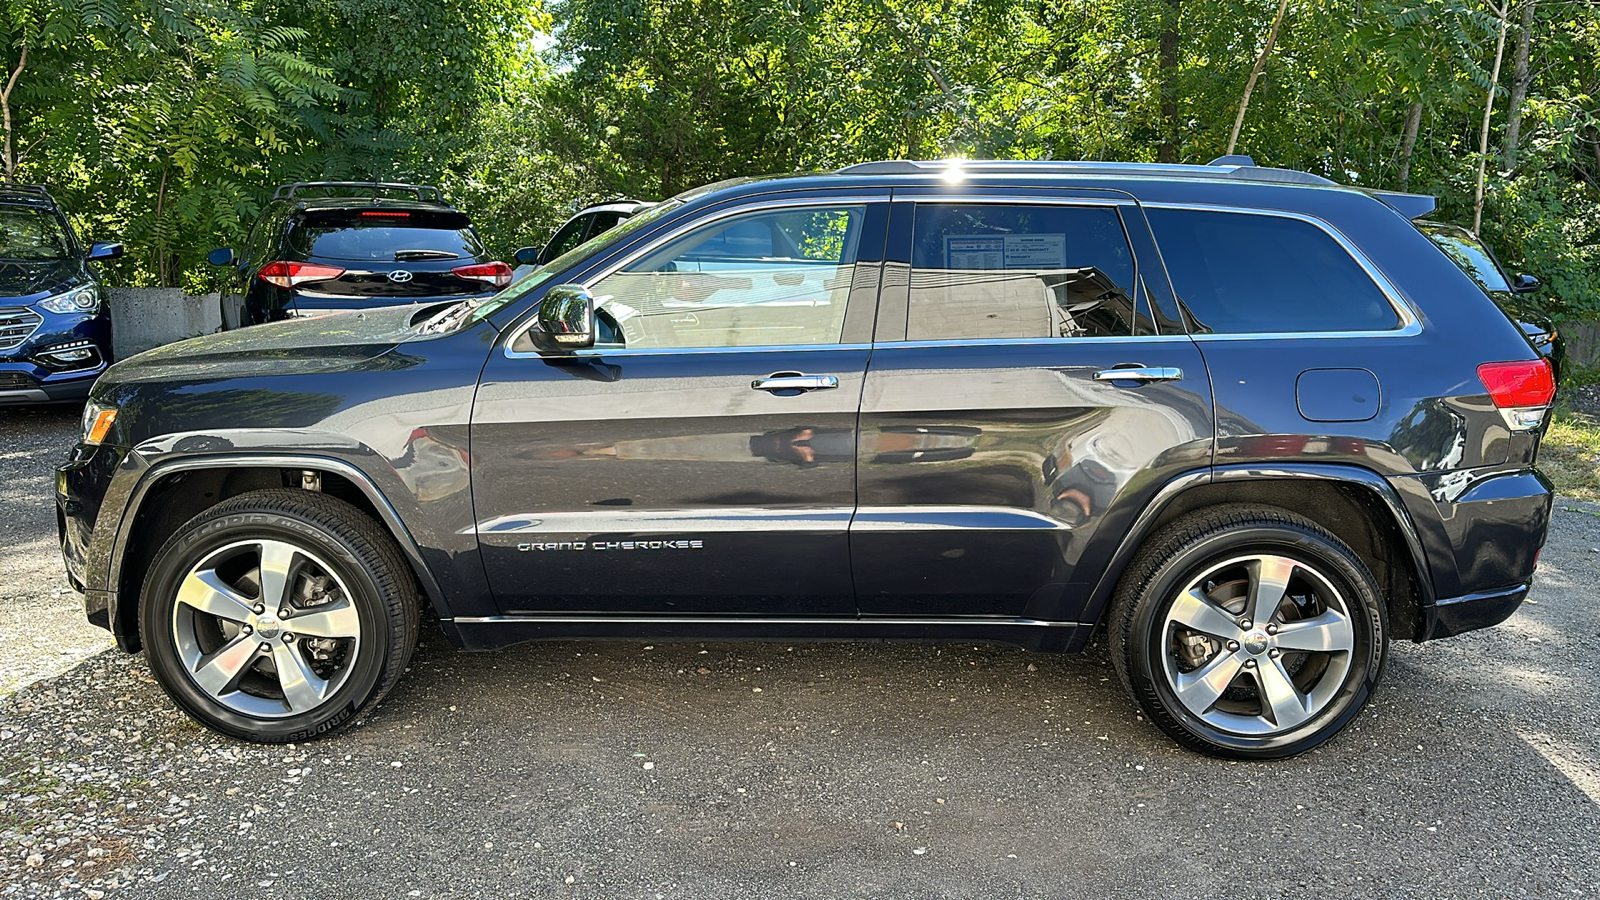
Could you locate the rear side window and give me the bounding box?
[1145,208,1399,334]
[288,210,484,262]
[906,204,1145,340]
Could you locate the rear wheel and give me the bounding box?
[1110,504,1387,759]
[140,489,419,742]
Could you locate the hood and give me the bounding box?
[100,304,429,385]
[0,259,84,302]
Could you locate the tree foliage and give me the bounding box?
[3,0,1598,318]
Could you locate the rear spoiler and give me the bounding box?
[1367,190,1437,220]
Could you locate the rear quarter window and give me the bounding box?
[1146,207,1400,334]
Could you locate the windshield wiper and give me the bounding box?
[393,249,460,261]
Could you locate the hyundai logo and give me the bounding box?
[387,270,414,283]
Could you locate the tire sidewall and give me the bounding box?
[141,509,395,742]
[1127,523,1387,758]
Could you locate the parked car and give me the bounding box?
[0,184,122,405]
[513,198,652,277]
[1416,220,1563,380]
[60,157,1554,758]
[209,181,511,328]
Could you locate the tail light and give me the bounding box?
[258,261,346,288]
[1478,359,1555,430]
[451,261,513,289]
[359,210,412,218]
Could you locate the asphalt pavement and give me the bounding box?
[2,406,1597,899]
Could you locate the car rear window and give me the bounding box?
[1145,207,1399,334]
[288,210,484,262]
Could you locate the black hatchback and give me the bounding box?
[209,182,511,328]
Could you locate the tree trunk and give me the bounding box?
[1159,0,1181,163]
[1473,2,1510,233]
[1228,0,1291,155]
[1502,1,1535,170]
[1398,101,1423,191]
[1,44,26,183]
[155,165,170,288]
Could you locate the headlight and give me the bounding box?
[81,400,118,445]
[37,287,100,315]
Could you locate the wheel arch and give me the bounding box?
[108,454,448,652]
[1083,463,1436,643]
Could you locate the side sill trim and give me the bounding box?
[441,614,1085,653]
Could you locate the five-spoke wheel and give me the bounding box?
[142,490,419,742]
[1111,505,1386,759]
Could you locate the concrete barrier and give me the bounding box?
[108,289,222,360]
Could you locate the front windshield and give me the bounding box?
[1424,228,1512,293]
[0,206,72,261]
[462,199,682,327]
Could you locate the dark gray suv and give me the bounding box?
[58,158,1555,758]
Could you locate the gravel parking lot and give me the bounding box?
[3,408,1597,899]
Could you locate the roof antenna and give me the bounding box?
[1208,155,1255,167]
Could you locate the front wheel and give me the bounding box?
[140,489,420,742]
[1109,504,1387,759]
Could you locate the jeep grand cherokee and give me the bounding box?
[57,158,1554,758]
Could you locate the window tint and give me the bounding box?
[588,205,864,350]
[907,204,1142,340]
[288,211,484,262]
[1146,208,1400,334]
[1423,228,1512,293]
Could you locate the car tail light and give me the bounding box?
[1478,359,1555,430]
[451,261,513,289]
[258,261,346,288]
[359,210,411,218]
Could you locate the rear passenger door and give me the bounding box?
[852,187,1214,622]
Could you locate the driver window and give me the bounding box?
[589,205,865,350]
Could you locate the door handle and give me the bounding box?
[752,373,840,392]
[1092,366,1184,384]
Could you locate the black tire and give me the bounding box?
[140,489,420,742]
[1109,504,1387,759]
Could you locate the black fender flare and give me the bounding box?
[1078,462,1437,631]
[107,453,449,650]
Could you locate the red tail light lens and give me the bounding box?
[1477,359,1555,408]
[258,261,346,289]
[359,210,411,218]
[451,261,513,289]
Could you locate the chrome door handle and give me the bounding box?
[1092,366,1184,384]
[752,373,840,392]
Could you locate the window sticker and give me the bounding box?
[943,234,1067,269]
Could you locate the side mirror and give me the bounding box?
[207,247,237,267]
[1512,273,1541,294]
[87,242,124,261]
[513,246,541,266]
[532,284,595,351]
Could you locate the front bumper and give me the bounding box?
[0,309,111,404]
[57,440,134,646]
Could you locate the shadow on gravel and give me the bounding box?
[4,616,1597,899]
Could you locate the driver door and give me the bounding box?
[471,195,888,616]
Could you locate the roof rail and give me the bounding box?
[272,181,443,202]
[0,183,53,200]
[833,159,1336,187]
[1207,154,1255,167]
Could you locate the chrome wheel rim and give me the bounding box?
[1159,553,1356,736]
[171,539,362,719]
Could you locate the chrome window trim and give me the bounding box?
[508,342,873,359]
[502,194,888,360]
[877,335,1195,350]
[1139,202,1423,340]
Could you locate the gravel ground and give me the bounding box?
[0,407,111,694]
[2,410,1597,899]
